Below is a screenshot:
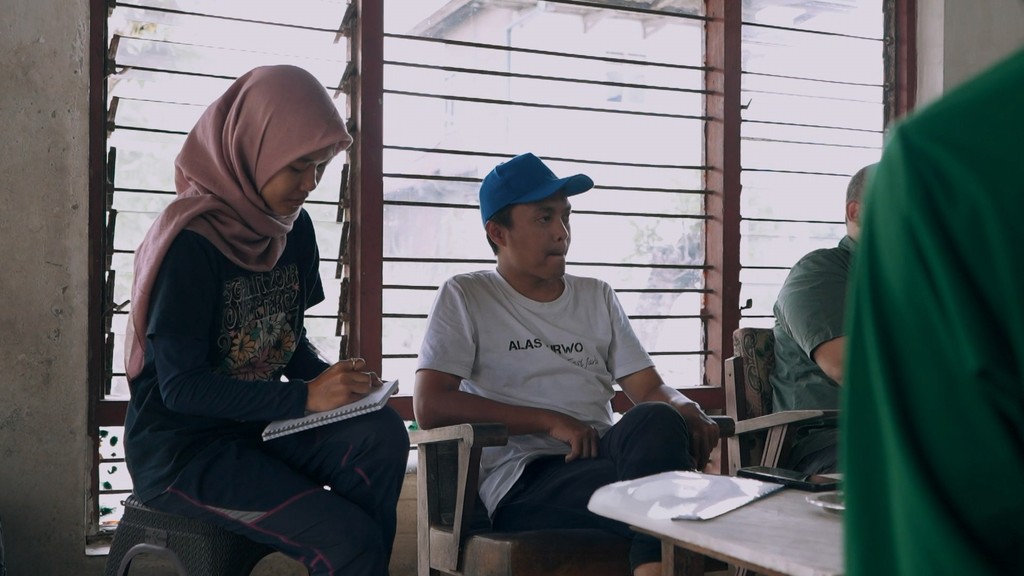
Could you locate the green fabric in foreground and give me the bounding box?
[843,47,1024,576]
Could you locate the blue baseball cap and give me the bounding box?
[479,153,594,225]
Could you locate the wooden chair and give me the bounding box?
[411,417,735,576]
[722,327,840,576]
[723,327,839,473]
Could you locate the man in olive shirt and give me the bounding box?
[769,164,874,474]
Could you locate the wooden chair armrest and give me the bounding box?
[732,410,838,435]
[710,414,736,438]
[412,423,508,573]
[410,422,508,448]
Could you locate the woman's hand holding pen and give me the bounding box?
[306,357,383,412]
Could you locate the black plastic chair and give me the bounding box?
[104,494,276,576]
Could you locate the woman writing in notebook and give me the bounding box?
[122,65,408,576]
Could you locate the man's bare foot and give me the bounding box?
[633,561,660,576]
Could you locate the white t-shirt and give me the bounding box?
[416,270,654,515]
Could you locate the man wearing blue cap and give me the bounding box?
[414,153,719,576]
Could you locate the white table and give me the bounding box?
[588,472,843,576]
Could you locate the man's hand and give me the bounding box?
[677,402,719,470]
[617,367,722,471]
[547,413,600,462]
[306,357,381,413]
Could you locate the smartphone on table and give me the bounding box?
[736,466,840,492]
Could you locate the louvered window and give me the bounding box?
[95,0,358,531]
[380,0,711,393]
[738,0,888,324]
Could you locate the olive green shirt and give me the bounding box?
[770,235,855,412]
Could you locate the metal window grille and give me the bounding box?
[738,1,888,323]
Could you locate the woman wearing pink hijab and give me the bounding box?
[122,65,408,576]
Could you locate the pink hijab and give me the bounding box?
[125,65,352,382]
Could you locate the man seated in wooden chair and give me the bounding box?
[769,163,874,475]
[413,152,720,576]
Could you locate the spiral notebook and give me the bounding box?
[262,379,400,441]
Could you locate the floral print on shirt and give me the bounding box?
[216,264,301,380]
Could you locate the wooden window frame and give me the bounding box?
[87,0,916,534]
